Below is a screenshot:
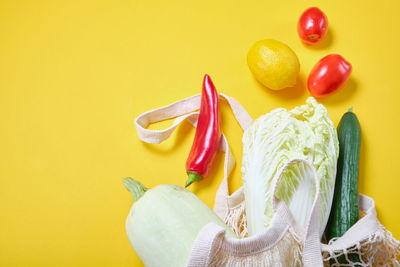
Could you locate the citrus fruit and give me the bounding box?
[247,39,300,90]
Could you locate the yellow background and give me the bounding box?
[1,0,399,266]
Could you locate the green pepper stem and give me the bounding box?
[185,172,203,187]
[123,178,147,201]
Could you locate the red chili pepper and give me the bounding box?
[185,74,222,187]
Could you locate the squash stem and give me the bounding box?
[123,178,147,201]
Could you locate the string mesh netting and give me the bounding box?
[322,223,400,267]
[208,229,303,267]
[224,201,248,239]
[223,204,400,266]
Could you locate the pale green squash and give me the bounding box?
[124,178,236,267]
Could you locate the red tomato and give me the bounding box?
[298,7,328,45]
[308,54,352,98]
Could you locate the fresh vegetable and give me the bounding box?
[298,7,328,45]
[241,97,339,238]
[124,178,236,267]
[247,39,300,90]
[326,109,361,264]
[308,54,352,98]
[185,74,222,187]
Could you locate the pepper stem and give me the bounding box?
[185,172,203,187]
[123,178,147,201]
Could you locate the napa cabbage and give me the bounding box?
[242,97,339,238]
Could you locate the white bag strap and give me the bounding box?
[134,93,252,215]
[135,94,201,144]
[186,216,290,266]
[185,223,226,267]
[270,159,324,267]
[321,194,379,252]
[210,95,252,219]
[134,93,252,144]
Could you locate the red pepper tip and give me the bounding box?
[203,74,210,83]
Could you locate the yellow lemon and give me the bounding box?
[247,39,300,90]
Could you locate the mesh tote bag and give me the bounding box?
[186,158,324,267]
[134,93,400,266]
[211,158,400,267]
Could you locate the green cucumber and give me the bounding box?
[326,108,361,265]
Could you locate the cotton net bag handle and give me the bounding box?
[134,92,252,185]
[270,159,324,267]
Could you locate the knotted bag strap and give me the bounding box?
[134,93,253,218]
